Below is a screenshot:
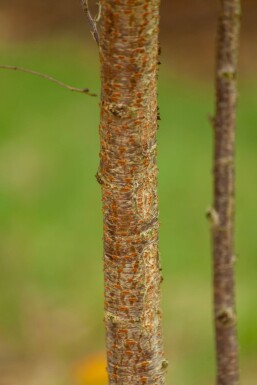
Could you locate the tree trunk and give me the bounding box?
[211,1,241,384]
[98,1,166,385]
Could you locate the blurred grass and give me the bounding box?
[0,38,256,385]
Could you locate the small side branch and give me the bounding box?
[206,207,220,228]
[0,65,97,97]
[81,0,100,45]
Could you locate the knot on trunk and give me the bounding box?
[161,359,169,370]
[108,103,128,118]
[216,307,236,328]
[218,64,236,80]
[95,170,104,185]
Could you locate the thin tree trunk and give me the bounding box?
[98,1,166,385]
[211,1,241,384]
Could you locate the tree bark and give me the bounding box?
[98,1,166,385]
[211,1,241,384]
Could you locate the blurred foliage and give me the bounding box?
[1,0,257,78]
[0,38,256,385]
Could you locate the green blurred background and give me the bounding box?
[0,1,256,384]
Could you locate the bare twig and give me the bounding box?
[95,2,102,23]
[81,0,100,45]
[0,65,97,97]
[210,1,241,384]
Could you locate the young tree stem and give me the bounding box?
[98,1,166,384]
[212,1,241,384]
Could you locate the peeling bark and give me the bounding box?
[211,1,241,384]
[98,1,166,385]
